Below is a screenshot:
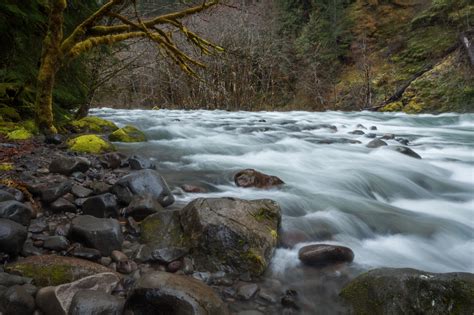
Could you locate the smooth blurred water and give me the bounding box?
[92,108,474,311]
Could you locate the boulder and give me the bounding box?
[234,169,284,189]
[1,219,27,256]
[128,155,155,170]
[49,157,90,175]
[298,244,354,267]
[381,133,395,140]
[71,185,92,198]
[367,138,387,148]
[111,169,174,207]
[181,184,207,193]
[69,215,123,256]
[349,130,365,135]
[68,290,124,315]
[0,284,36,314]
[180,198,281,277]
[82,193,119,218]
[123,194,164,221]
[67,117,118,134]
[389,146,422,159]
[36,272,120,315]
[124,271,228,315]
[5,255,114,286]
[108,125,147,142]
[40,181,73,204]
[7,128,33,140]
[0,200,33,225]
[340,268,474,314]
[66,135,114,154]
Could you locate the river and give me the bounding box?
[92,108,474,313]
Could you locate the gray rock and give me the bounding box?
[0,284,36,314]
[69,215,123,256]
[111,250,128,263]
[43,236,69,251]
[0,218,27,256]
[82,193,119,218]
[100,152,127,169]
[340,268,474,315]
[21,240,45,256]
[237,283,259,300]
[365,133,377,138]
[123,194,163,221]
[68,290,124,315]
[71,185,92,198]
[140,210,188,250]
[298,244,354,267]
[49,157,90,175]
[367,138,388,148]
[389,145,422,159]
[70,247,101,261]
[150,247,188,264]
[0,190,15,202]
[0,200,33,225]
[349,130,365,135]
[50,198,76,213]
[40,181,73,203]
[45,134,64,145]
[128,155,155,170]
[124,271,228,314]
[381,133,395,140]
[315,138,362,144]
[180,198,281,277]
[0,272,32,287]
[36,272,120,315]
[112,169,174,207]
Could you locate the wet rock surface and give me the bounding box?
[299,244,354,267]
[234,169,284,189]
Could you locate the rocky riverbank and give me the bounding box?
[0,116,473,314]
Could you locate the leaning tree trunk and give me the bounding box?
[34,0,66,134]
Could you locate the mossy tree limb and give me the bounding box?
[34,0,221,134]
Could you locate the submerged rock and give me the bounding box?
[389,145,422,159]
[124,271,228,314]
[340,268,474,314]
[298,244,354,267]
[5,255,114,286]
[234,169,284,189]
[180,197,281,277]
[366,138,387,148]
[111,169,174,207]
[109,125,146,143]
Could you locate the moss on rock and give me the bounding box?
[67,134,115,154]
[108,125,147,143]
[0,163,14,171]
[7,128,33,140]
[68,116,118,133]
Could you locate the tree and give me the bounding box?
[35,0,221,134]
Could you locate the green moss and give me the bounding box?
[68,116,118,133]
[7,128,33,140]
[0,163,14,171]
[244,249,266,275]
[6,263,75,286]
[67,134,114,154]
[253,207,279,223]
[270,229,278,241]
[108,125,147,143]
[0,106,21,122]
[381,101,404,112]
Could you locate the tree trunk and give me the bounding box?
[34,0,66,134]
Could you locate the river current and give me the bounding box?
[92,108,473,312]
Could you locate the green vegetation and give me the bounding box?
[108,125,147,143]
[67,134,114,153]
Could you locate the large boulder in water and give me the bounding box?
[108,125,146,143]
[234,169,284,189]
[124,271,228,314]
[111,169,174,207]
[180,197,281,277]
[340,268,474,314]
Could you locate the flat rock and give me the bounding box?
[340,268,474,314]
[69,215,123,256]
[43,236,69,251]
[234,169,284,189]
[71,185,92,198]
[140,210,189,250]
[5,255,115,286]
[36,272,120,315]
[237,283,259,300]
[111,169,174,207]
[0,272,32,287]
[0,218,27,256]
[49,157,90,175]
[68,290,124,315]
[298,244,354,267]
[0,200,33,225]
[124,271,228,314]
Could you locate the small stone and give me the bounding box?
[237,283,259,300]
[111,250,128,263]
[21,240,45,256]
[88,181,112,195]
[71,185,92,198]
[43,236,69,251]
[123,194,163,221]
[0,190,15,202]
[82,193,119,218]
[0,272,32,287]
[49,198,76,213]
[0,284,36,314]
[370,126,377,130]
[100,257,112,266]
[40,181,73,204]
[0,218,27,256]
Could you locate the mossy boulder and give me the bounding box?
[6,128,33,140]
[180,197,281,277]
[141,210,189,248]
[68,117,118,134]
[5,255,114,286]
[108,125,146,143]
[340,268,474,314]
[67,135,115,154]
[0,106,21,122]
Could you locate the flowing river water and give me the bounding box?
[92,108,474,313]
